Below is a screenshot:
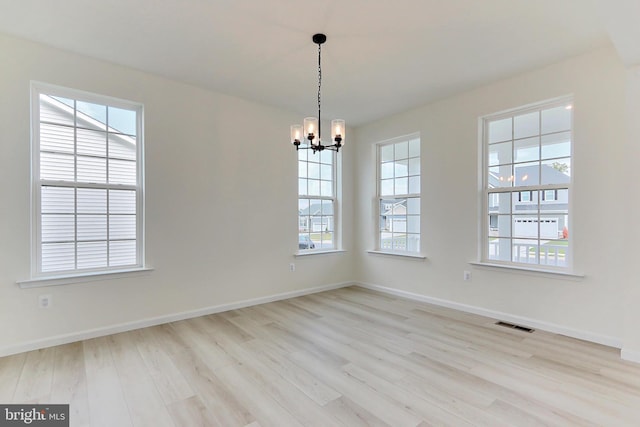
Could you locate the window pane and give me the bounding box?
[308,179,320,196]
[77,241,107,269]
[42,186,74,214]
[489,214,511,237]
[298,178,307,196]
[77,156,107,184]
[488,118,512,143]
[109,240,137,266]
[380,162,394,179]
[109,159,136,185]
[407,215,419,233]
[539,239,567,267]
[109,190,136,214]
[541,132,571,160]
[488,165,513,188]
[77,129,107,157]
[108,134,136,160]
[542,158,571,184]
[320,180,333,197]
[406,197,420,215]
[514,111,539,139]
[77,215,107,241]
[488,192,510,214]
[40,95,74,126]
[408,176,420,194]
[108,106,137,136]
[408,157,420,176]
[41,243,75,272]
[110,215,136,240]
[308,162,320,179]
[406,233,420,252]
[512,239,538,264]
[542,105,571,134]
[408,138,420,157]
[514,162,539,186]
[394,177,408,195]
[395,160,408,177]
[380,144,394,162]
[41,152,75,181]
[319,150,333,165]
[512,190,538,212]
[394,141,408,160]
[513,216,538,238]
[488,238,510,262]
[77,188,107,214]
[514,137,539,163]
[380,179,394,196]
[320,164,332,180]
[40,123,74,154]
[42,214,75,242]
[298,161,307,178]
[76,101,107,130]
[488,141,512,166]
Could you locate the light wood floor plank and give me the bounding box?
[50,342,90,427]
[0,352,26,402]
[2,286,640,426]
[82,337,132,427]
[12,347,55,403]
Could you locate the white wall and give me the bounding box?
[0,33,354,355]
[354,46,631,350]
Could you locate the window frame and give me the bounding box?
[376,133,421,255]
[297,148,339,253]
[480,96,573,271]
[30,82,145,280]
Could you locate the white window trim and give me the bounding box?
[479,95,574,273]
[375,133,422,256]
[27,82,146,283]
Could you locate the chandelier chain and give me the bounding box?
[317,42,322,141]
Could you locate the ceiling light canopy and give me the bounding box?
[291,34,345,153]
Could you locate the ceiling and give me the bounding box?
[0,0,634,126]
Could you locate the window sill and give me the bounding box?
[469,262,584,279]
[17,267,154,288]
[367,250,427,260]
[295,249,346,257]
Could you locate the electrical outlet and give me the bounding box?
[463,271,472,281]
[289,263,296,272]
[38,294,52,308]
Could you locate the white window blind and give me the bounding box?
[32,83,143,277]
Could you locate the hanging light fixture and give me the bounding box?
[291,33,345,153]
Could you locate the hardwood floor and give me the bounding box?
[2,286,640,426]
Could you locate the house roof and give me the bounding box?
[489,164,570,188]
[0,1,634,126]
[300,203,333,216]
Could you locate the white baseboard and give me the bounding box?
[355,282,623,350]
[621,348,640,363]
[0,281,353,357]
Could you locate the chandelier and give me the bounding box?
[291,34,345,153]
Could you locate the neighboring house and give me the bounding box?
[381,200,407,232]
[299,202,334,232]
[488,164,570,239]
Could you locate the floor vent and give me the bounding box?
[495,321,534,333]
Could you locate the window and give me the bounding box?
[298,149,336,251]
[483,97,572,269]
[31,83,144,277]
[377,134,421,253]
